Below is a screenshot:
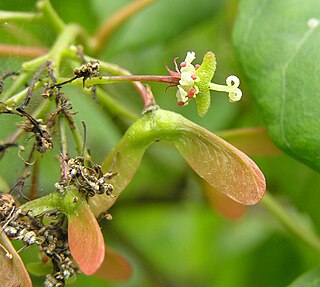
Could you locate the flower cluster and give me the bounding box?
[175,51,242,108]
[55,156,117,199]
[175,51,200,106]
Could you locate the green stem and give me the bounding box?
[51,54,139,120]
[36,0,65,33]
[20,187,86,217]
[262,192,320,254]
[22,24,81,73]
[50,24,80,65]
[63,49,156,108]
[49,24,81,73]
[22,53,50,71]
[20,191,62,215]
[98,61,151,106]
[59,116,68,180]
[56,74,176,109]
[0,11,40,24]
[83,75,179,87]
[36,0,91,51]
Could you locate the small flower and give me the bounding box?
[173,51,243,116]
[179,51,196,73]
[175,51,200,106]
[176,85,188,106]
[180,71,196,86]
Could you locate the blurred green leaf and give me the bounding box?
[202,179,246,220]
[288,266,320,287]
[0,175,9,192]
[217,127,281,156]
[233,0,320,172]
[52,0,100,33]
[112,202,276,287]
[95,247,132,282]
[0,0,37,11]
[26,261,52,276]
[103,0,224,55]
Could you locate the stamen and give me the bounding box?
[180,62,187,68]
[226,75,240,87]
[0,244,12,260]
[188,88,196,98]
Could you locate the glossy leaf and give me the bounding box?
[233,0,320,171]
[0,228,32,287]
[288,266,320,287]
[91,109,266,216]
[68,202,105,275]
[95,247,132,282]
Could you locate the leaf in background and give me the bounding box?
[202,180,246,220]
[90,109,265,216]
[217,128,282,157]
[288,266,320,287]
[103,0,224,55]
[68,203,105,275]
[53,0,100,33]
[26,261,53,276]
[0,175,9,193]
[233,0,320,172]
[0,228,32,287]
[95,247,132,282]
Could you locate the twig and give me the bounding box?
[0,10,40,23]
[36,0,65,33]
[59,116,68,181]
[29,158,40,199]
[0,44,46,58]
[81,121,87,157]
